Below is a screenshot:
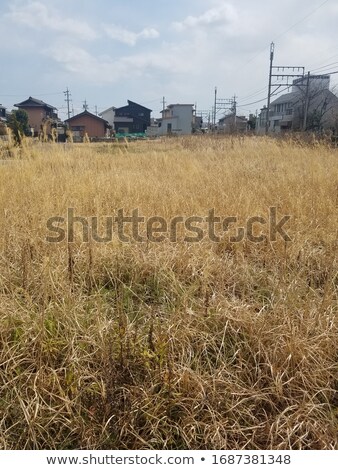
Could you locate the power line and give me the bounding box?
[310,62,338,73]
[238,86,268,101]
[238,85,292,109]
[234,0,331,74]
[308,52,338,72]
[238,75,294,103]
[273,0,330,42]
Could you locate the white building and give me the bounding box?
[256,75,338,134]
[99,106,115,131]
[157,104,194,136]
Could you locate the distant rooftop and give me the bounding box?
[14,96,56,110]
[65,109,110,125]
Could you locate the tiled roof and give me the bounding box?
[65,110,109,125]
[14,96,56,109]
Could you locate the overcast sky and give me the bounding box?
[1,0,337,120]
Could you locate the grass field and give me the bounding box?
[0,136,337,450]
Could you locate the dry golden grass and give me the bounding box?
[0,136,337,450]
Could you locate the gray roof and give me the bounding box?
[270,91,299,106]
[65,109,109,126]
[219,114,247,123]
[271,88,338,107]
[14,96,56,110]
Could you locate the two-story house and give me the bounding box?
[114,100,151,134]
[157,104,194,136]
[257,75,338,134]
[14,96,58,136]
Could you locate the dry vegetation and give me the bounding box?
[0,136,337,450]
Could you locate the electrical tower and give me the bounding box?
[213,90,237,131]
[266,42,305,134]
[63,87,72,120]
[196,109,212,129]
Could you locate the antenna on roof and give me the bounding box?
[83,99,89,111]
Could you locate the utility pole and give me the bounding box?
[233,94,237,128]
[95,105,98,116]
[265,42,305,134]
[303,71,311,131]
[83,99,89,111]
[196,109,211,130]
[265,42,274,135]
[64,87,71,120]
[213,86,217,130]
[162,96,166,112]
[213,95,236,132]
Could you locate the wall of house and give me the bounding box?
[21,107,47,133]
[100,109,115,129]
[292,75,330,93]
[115,102,151,130]
[174,106,193,135]
[158,106,193,136]
[157,116,179,136]
[68,115,106,137]
[219,116,248,133]
[131,117,148,132]
[114,117,134,133]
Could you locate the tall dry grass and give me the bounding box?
[0,136,337,449]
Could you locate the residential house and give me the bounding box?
[99,106,115,131]
[65,110,110,141]
[157,104,194,136]
[218,114,248,133]
[114,100,151,134]
[14,96,58,136]
[257,75,338,134]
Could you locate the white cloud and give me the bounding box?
[3,0,338,116]
[173,3,238,31]
[7,1,97,41]
[104,24,159,46]
[44,40,180,85]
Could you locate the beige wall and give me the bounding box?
[23,107,47,133]
[68,115,106,137]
